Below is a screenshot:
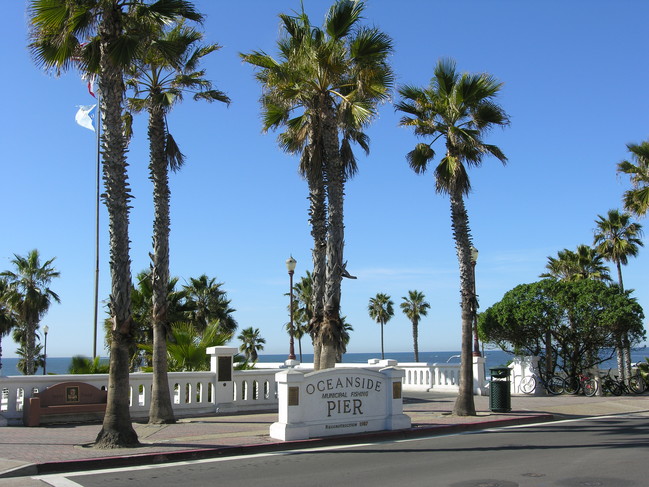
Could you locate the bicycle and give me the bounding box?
[563,373,598,397]
[519,368,565,395]
[600,369,623,396]
[602,369,645,395]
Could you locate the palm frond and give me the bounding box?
[406,143,435,174]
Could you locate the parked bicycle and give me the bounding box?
[519,368,565,395]
[601,369,645,395]
[563,373,598,397]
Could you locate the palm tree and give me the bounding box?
[183,275,237,334]
[400,290,431,362]
[285,272,314,362]
[368,293,394,360]
[618,141,649,217]
[594,209,644,382]
[540,245,612,282]
[396,58,510,416]
[594,210,644,290]
[242,0,393,370]
[123,271,191,369]
[126,21,230,425]
[140,321,232,372]
[1,250,59,376]
[0,278,19,376]
[237,327,266,363]
[28,0,203,448]
[68,356,110,374]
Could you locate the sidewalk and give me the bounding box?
[1,392,648,483]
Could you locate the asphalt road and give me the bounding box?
[40,412,649,487]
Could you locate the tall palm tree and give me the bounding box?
[396,58,510,416]
[237,327,266,363]
[593,210,643,291]
[368,293,394,360]
[594,209,644,382]
[0,278,19,376]
[126,21,229,424]
[400,290,430,362]
[28,0,203,448]
[242,0,393,370]
[183,275,237,334]
[1,250,59,376]
[540,245,612,282]
[618,141,649,217]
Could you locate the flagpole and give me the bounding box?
[93,93,101,359]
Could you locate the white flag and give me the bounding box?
[75,104,97,132]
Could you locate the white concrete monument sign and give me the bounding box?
[270,367,411,441]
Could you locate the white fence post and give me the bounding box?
[472,356,487,396]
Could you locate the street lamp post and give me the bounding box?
[470,246,481,357]
[286,256,297,362]
[43,325,49,375]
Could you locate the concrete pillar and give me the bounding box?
[206,346,238,412]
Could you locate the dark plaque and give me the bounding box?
[288,386,299,406]
[218,356,232,382]
[392,381,402,400]
[66,386,80,403]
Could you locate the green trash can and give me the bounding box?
[489,367,511,413]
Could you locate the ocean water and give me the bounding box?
[2,348,647,376]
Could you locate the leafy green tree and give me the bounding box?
[29,0,204,448]
[479,280,562,376]
[618,141,649,217]
[242,0,393,370]
[540,245,611,282]
[400,290,430,362]
[1,250,59,376]
[480,279,645,378]
[594,209,643,381]
[396,59,510,416]
[68,356,110,374]
[183,275,237,334]
[237,327,266,363]
[126,22,230,423]
[368,293,394,360]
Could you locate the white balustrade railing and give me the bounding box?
[0,353,488,426]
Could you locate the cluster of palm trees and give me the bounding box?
[23,0,519,443]
[28,0,230,446]
[241,1,394,371]
[0,250,60,376]
[367,291,431,362]
[113,271,237,370]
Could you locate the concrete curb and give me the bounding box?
[1,414,553,479]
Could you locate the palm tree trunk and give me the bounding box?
[615,260,633,383]
[94,6,138,449]
[449,191,476,416]
[26,317,36,375]
[380,322,385,359]
[148,105,175,424]
[322,102,344,370]
[308,140,327,371]
[413,319,419,362]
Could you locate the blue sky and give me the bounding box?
[1,1,648,359]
